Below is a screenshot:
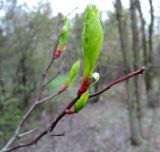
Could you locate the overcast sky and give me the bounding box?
[18,0,159,22]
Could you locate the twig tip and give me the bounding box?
[141,66,146,70]
[140,66,146,74]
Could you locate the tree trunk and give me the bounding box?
[136,0,155,108]
[115,0,142,145]
[130,0,143,138]
[126,80,142,145]
[0,40,5,115]
[146,0,155,107]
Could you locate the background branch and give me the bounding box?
[0,7,79,152]
[0,19,64,152]
[44,57,66,87]
[18,128,38,138]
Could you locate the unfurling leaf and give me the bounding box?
[65,60,80,86]
[59,18,70,46]
[77,5,103,96]
[92,72,100,83]
[74,91,89,113]
[55,18,71,58]
[58,60,80,93]
[90,72,100,87]
[82,5,104,78]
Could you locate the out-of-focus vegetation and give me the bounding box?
[0,0,56,142]
[0,0,159,150]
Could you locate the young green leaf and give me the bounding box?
[74,91,89,113]
[58,61,80,94]
[82,5,104,78]
[59,18,70,47]
[55,18,71,58]
[65,60,80,86]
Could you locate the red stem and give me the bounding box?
[90,66,145,97]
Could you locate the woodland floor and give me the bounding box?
[21,84,160,152]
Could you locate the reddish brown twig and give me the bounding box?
[90,66,145,97]
[6,66,145,152]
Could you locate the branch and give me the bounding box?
[44,57,66,87]
[6,66,145,152]
[65,7,78,18]
[0,7,79,152]
[90,66,145,97]
[48,131,65,137]
[0,19,64,152]
[18,128,38,138]
[37,92,60,104]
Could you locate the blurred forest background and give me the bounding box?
[0,0,160,151]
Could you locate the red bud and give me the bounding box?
[55,50,62,58]
[65,109,75,114]
[59,85,68,93]
[78,77,91,96]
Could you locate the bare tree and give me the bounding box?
[130,0,143,137]
[137,0,156,107]
[146,0,155,107]
[115,0,143,145]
